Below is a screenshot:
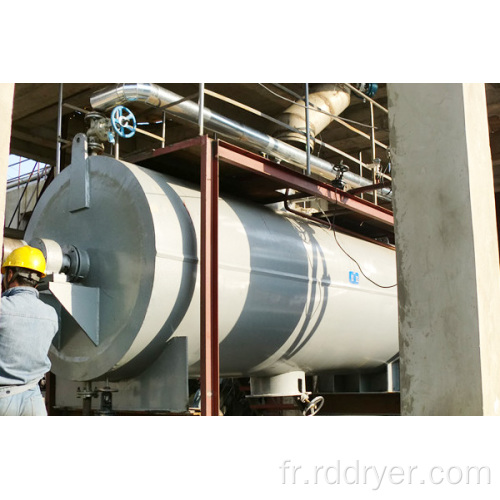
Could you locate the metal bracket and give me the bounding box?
[69,133,90,212]
[110,337,189,412]
[43,277,100,346]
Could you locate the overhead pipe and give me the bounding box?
[2,237,26,261]
[270,83,351,151]
[304,83,311,176]
[90,84,392,200]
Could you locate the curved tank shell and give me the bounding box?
[25,155,398,382]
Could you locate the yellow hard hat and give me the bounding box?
[1,245,47,277]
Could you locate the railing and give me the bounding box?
[53,83,391,208]
[199,83,391,204]
[6,158,52,230]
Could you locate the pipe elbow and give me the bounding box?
[91,83,160,111]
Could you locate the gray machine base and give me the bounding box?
[52,337,189,414]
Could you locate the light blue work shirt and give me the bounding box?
[0,286,58,386]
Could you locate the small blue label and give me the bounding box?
[349,271,360,284]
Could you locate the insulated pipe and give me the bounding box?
[2,238,26,262]
[90,83,392,199]
[270,83,351,151]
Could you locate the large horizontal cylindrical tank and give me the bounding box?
[24,154,398,382]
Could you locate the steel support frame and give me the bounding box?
[44,136,394,417]
[130,135,394,417]
[200,136,220,416]
[216,140,394,227]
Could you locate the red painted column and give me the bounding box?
[200,136,220,416]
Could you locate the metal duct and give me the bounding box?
[90,83,392,199]
[2,238,26,261]
[270,84,351,150]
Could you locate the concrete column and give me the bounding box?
[0,84,15,261]
[388,83,500,415]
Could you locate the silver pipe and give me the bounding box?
[162,111,166,148]
[114,135,120,160]
[305,83,311,176]
[56,83,63,177]
[198,83,205,135]
[90,83,392,199]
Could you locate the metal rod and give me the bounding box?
[313,138,369,170]
[370,102,376,162]
[8,163,40,228]
[348,180,391,196]
[344,83,388,114]
[6,168,49,190]
[56,83,63,176]
[162,112,166,148]
[63,103,89,115]
[204,88,307,136]
[200,136,220,416]
[268,82,304,101]
[8,157,32,168]
[134,127,164,142]
[370,102,377,205]
[359,152,364,199]
[198,83,205,136]
[305,83,311,176]
[331,115,388,150]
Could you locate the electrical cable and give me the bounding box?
[318,203,397,289]
[316,132,323,158]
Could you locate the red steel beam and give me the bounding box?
[126,136,206,164]
[217,141,394,228]
[200,136,220,416]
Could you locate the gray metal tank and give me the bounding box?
[24,146,398,384]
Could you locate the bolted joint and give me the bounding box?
[62,245,90,282]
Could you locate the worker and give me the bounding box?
[0,245,58,416]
